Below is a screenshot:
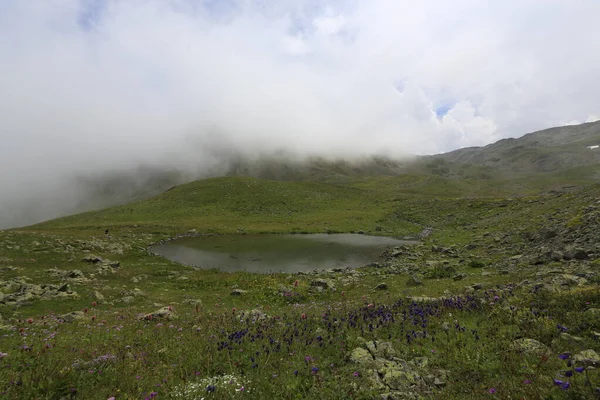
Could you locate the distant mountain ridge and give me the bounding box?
[434,120,600,174]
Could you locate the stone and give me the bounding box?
[365,341,396,359]
[237,309,268,323]
[563,249,588,260]
[560,333,583,343]
[231,289,247,296]
[452,273,466,281]
[310,279,336,291]
[512,338,549,356]
[405,275,423,287]
[573,349,600,367]
[93,291,105,301]
[141,306,178,321]
[59,311,86,323]
[82,255,103,263]
[350,347,375,366]
[374,283,388,290]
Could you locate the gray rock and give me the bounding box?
[231,289,248,296]
[374,283,388,290]
[310,279,336,291]
[59,311,86,323]
[237,309,268,323]
[512,338,549,356]
[573,349,600,367]
[93,291,105,301]
[140,306,178,321]
[405,275,423,287]
[365,341,396,359]
[452,273,466,281]
[82,255,104,263]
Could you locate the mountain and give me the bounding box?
[433,120,600,174]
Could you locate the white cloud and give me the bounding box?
[1,0,600,227]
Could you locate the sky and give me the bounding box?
[1,0,600,227]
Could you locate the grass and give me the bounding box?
[1,176,599,399]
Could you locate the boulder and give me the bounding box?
[140,306,178,321]
[573,349,600,367]
[512,338,549,356]
[405,275,423,287]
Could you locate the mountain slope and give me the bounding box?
[435,120,600,174]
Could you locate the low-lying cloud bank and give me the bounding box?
[1,1,599,228]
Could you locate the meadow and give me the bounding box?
[1,176,599,399]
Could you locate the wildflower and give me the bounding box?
[206,385,216,392]
[27,318,33,324]
[232,307,236,313]
[523,379,532,385]
[488,388,496,394]
[367,303,374,308]
[564,370,573,377]
[301,313,307,320]
[0,352,8,358]
[91,316,96,321]
[145,392,158,399]
[293,280,299,287]
[556,324,568,332]
[575,367,585,373]
[311,367,319,374]
[560,382,570,390]
[553,379,564,386]
[108,397,115,400]
[353,371,360,377]
[84,308,88,313]
[341,291,345,296]
[558,353,570,360]
[92,301,97,307]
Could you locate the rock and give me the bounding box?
[471,283,485,291]
[310,279,336,291]
[563,249,588,260]
[365,341,396,359]
[452,273,466,281]
[573,349,600,367]
[57,283,70,292]
[141,306,178,321]
[560,333,583,343]
[512,338,549,356]
[59,311,86,323]
[374,283,388,290]
[93,291,105,301]
[405,275,423,287]
[231,289,247,296]
[382,367,419,390]
[350,347,375,366]
[82,255,104,263]
[433,377,446,387]
[120,296,135,304]
[237,309,268,323]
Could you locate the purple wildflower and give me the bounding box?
[488,388,496,394]
[575,367,585,373]
[558,353,570,360]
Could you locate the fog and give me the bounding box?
[1,0,600,229]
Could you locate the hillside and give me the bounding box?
[434,120,600,174]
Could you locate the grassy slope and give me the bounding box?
[34,176,419,236]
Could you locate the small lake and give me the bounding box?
[151,234,416,274]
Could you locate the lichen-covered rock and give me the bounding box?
[140,306,178,321]
[573,349,600,367]
[512,338,549,356]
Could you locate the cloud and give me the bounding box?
[1,0,600,227]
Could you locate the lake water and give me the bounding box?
[151,233,415,273]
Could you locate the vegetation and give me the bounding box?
[1,171,599,399]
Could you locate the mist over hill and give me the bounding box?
[1,121,599,230]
